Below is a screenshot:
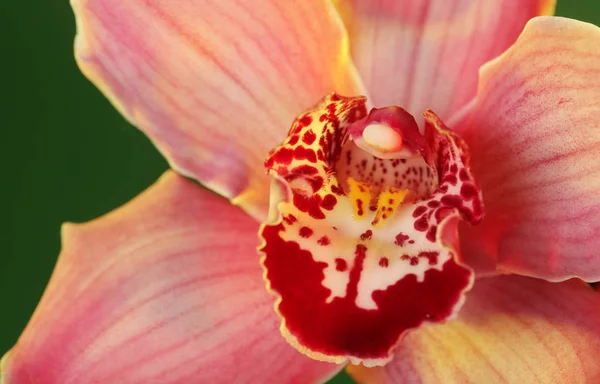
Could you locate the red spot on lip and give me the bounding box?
[261,223,472,361]
[418,251,439,265]
[441,195,463,209]
[394,233,410,246]
[321,194,337,210]
[460,183,478,200]
[290,165,319,176]
[356,199,364,216]
[298,115,313,128]
[414,216,429,232]
[443,174,457,185]
[299,226,313,238]
[302,130,317,145]
[379,257,389,267]
[293,146,317,162]
[360,230,373,241]
[413,206,427,218]
[335,258,347,271]
[318,236,331,246]
[331,184,344,196]
[426,226,437,242]
[265,147,294,167]
[288,135,300,145]
[293,194,325,219]
[283,214,297,225]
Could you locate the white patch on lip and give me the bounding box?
[278,194,450,310]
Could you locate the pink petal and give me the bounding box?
[348,275,600,383]
[334,0,555,121]
[0,172,341,384]
[71,0,365,220]
[460,17,600,281]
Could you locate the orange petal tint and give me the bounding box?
[460,17,600,282]
[348,276,600,383]
[259,94,483,365]
[0,172,342,383]
[72,0,365,220]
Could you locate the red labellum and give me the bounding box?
[259,93,483,366]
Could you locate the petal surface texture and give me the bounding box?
[335,0,555,121]
[348,275,600,383]
[0,172,342,384]
[460,17,600,281]
[71,0,364,220]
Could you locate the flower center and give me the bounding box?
[259,93,483,366]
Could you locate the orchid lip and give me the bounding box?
[259,93,484,366]
[362,123,403,153]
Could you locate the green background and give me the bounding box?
[1,2,599,383]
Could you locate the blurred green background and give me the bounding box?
[1,2,599,383]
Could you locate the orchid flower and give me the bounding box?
[3,0,600,383]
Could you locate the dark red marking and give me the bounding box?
[288,134,300,146]
[302,130,317,145]
[346,245,367,302]
[266,147,294,167]
[426,225,437,242]
[283,214,297,225]
[298,115,313,128]
[335,258,347,272]
[360,230,373,241]
[293,146,317,162]
[379,257,389,268]
[299,226,314,238]
[460,183,478,200]
[414,216,429,232]
[290,165,319,176]
[330,184,345,196]
[356,199,364,216]
[318,236,331,246]
[293,194,325,219]
[321,194,337,210]
[434,207,454,223]
[443,174,457,185]
[440,195,463,209]
[306,176,324,193]
[394,233,410,246]
[418,251,439,265]
[412,206,427,218]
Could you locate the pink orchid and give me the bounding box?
[2,0,600,383]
